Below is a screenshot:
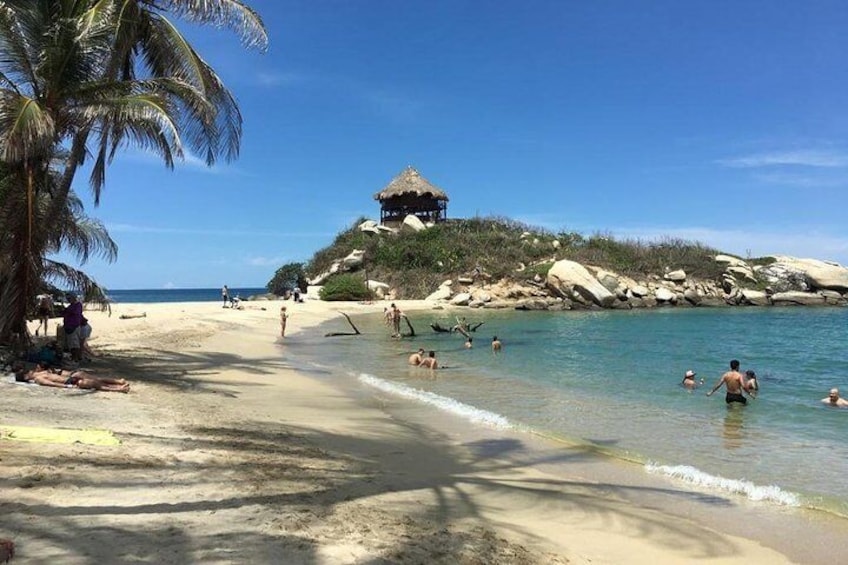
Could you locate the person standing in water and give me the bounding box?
[707,359,749,405]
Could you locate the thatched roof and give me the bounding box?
[373,166,449,202]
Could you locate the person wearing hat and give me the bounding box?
[681,369,702,388]
[822,388,848,407]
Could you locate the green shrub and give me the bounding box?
[319,274,371,301]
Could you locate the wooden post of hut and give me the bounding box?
[373,166,449,228]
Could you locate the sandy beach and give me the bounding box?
[1,298,845,564]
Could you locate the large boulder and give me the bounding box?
[341,249,365,270]
[654,287,676,302]
[665,269,687,282]
[715,255,748,268]
[366,280,390,299]
[770,291,826,306]
[449,292,472,306]
[767,256,848,292]
[546,260,615,307]
[400,214,427,233]
[740,289,769,306]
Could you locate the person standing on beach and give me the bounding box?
[492,336,502,354]
[35,294,53,336]
[707,359,749,404]
[62,295,84,362]
[280,306,289,338]
[222,285,229,308]
[822,388,848,407]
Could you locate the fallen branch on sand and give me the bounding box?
[324,312,362,337]
[119,313,147,320]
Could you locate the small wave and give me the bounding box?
[645,463,800,507]
[358,373,511,429]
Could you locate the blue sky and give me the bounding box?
[66,1,848,289]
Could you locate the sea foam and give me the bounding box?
[645,463,800,507]
[358,373,512,429]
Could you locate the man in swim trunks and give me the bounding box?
[706,359,749,404]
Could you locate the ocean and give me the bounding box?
[285,306,848,519]
[106,287,268,304]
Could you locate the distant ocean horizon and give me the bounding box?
[105,287,268,304]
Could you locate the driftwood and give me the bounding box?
[119,312,147,320]
[324,312,362,337]
[401,316,416,337]
[430,320,484,335]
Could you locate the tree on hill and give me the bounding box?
[0,1,268,343]
[267,262,308,295]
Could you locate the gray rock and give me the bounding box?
[740,289,769,306]
[655,287,676,302]
[770,291,826,306]
[449,292,472,306]
[546,260,615,307]
[515,299,550,310]
[665,269,687,282]
[400,214,427,233]
[683,289,701,305]
[631,285,649,298]
[715,254,748,267]
[482,301,514,309]
[425,286,452,301]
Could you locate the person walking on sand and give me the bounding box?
[408,348,425,366]
[35,293,53,336]
[707,359,750,404]
[492,336,502,354]
[419,350,438,370]
[222,285,229,308]
[280,306,289,338]
[822,388,848,407]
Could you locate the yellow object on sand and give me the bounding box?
[0,425,121,446]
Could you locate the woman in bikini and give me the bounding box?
[13,364,130,393]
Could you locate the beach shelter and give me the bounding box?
[373,166,449,227]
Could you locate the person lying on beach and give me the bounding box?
[706,359,749,404]
[13,364,130,393]
[408,348,425,366]
[822,388,848,407]
[418,350,438,370]
[119,312,146,320]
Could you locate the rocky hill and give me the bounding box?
[300,216,848,309]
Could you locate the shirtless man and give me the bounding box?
[706,359,749,404]
[464,337,473,349]
[14,364,130,393]
[492,336,502,354]
[390,303,403,338]
[408,348,425,366]
[418,350,438,370]
[822,388,848,408]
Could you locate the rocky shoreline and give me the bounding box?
[423,254,848,310]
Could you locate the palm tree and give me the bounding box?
[0,1,267,342]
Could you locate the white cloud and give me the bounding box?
[718,150,848,168]
[255,71,305,87]
[245,256,287,267]
[162,281,176,289]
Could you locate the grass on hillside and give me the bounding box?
[306,217,731,298]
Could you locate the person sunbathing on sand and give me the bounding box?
[13,364,130,393]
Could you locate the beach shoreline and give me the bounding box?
[1,298,845,563]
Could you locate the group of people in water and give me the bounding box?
[683,359,845,408]
[406,335,503,372]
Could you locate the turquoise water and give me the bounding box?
[107,287,267,303]
[291,307,848,516]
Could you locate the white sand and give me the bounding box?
[0,298,830,563]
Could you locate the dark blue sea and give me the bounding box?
[106,288,268,304]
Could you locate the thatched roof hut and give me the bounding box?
[373,166,449,226]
